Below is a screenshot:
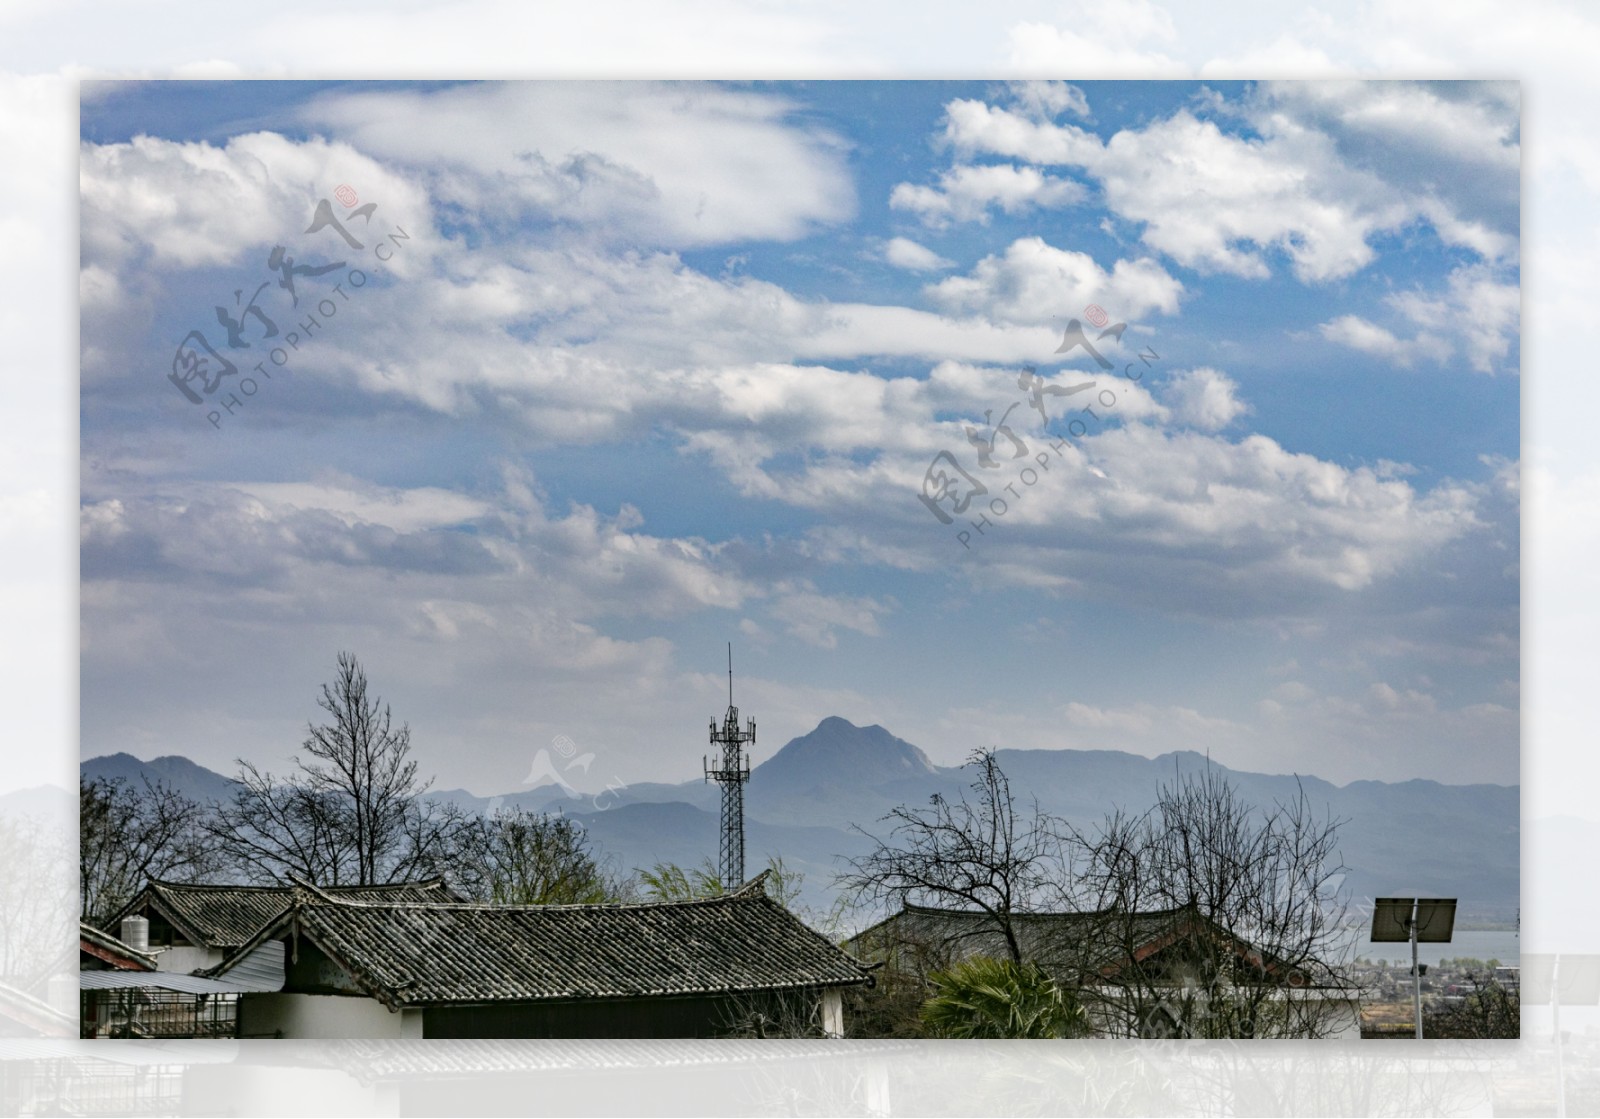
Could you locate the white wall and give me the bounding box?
[1323,998,1362,1040]
[239,993,407,1039]
[822,989,844,1038]
[151,945,222,973]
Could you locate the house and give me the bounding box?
[846,901,1359,1039]
[206,873,874,1039]
[79,920,157,973]
[81,879,458,1039]
[79,917,257,1039]
[109,877,462,972]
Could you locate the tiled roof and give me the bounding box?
[213,874,873,1010]
[79,921,156,970]
[115,877,462,950]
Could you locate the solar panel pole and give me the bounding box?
[1371,897,1454,1041]
[1410,898,1422,1040]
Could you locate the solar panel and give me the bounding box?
[1369,897,1457,943]
[1412,898,1457,943]
[1370,897,1416,942]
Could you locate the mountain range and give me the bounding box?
[81,715,1518,924]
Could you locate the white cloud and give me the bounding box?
[301,81,855,248]
[1160,367,1249,431]
[925,236,1182,325]
[1320,264,1519,374]
[764,588,891,649]
[75,84,1510,674]
[80,131,434,271]
[1389,265,1520,374]
[1003,80,1090,121]
[884,237,953,272]
[1087,110,1404,281]
[890,163,1087,227]
[81,468,759,621]
[1318,315,1452,368]
[928,81,1519,283]
[227,479,493,533]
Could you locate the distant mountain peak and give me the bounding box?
[80,752,240,805]
[753,716,939,787]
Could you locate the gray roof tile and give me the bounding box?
[217,875,872,1008]
[115,878,461,950]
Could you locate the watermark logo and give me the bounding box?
[521,733,599,797]
[917,305,1162,549]
[165,189,414,430]
[487,733,630,820]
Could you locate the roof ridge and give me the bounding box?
[900,901,1196,919]
[148,876,449,893]
[290,884,777,914]
[79,921,158,969]
[323,876,449,892]
[148,878,293,893]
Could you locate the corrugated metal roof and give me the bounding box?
[208,938,284,992]
[80,971,262,995]
[213,875,873,1010]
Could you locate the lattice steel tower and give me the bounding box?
[704,643,755,888]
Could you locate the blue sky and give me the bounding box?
[79,79,1519,795]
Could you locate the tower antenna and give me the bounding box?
[704,644,755,888]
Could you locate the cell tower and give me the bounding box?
[704,643,755,888]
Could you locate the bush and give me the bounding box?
[921,957,1090,1039]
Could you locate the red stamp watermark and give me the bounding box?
[1083,303,1109,329]
[334,184,359,208]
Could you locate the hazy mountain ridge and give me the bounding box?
[81,717,1518,920]
[81,751,241,805]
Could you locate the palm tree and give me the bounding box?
[921,956,1091,1039]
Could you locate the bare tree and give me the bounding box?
[717,985,837,1038]
[205,652,475,886]
[1426,973,1519,1038]
[461,807,621,905]
[1059,762,1354,1038]
[838,748,1065,965]
[80,775,219,926]
[838,751,1352,1040]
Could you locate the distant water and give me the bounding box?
[1351,928,1521,967]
